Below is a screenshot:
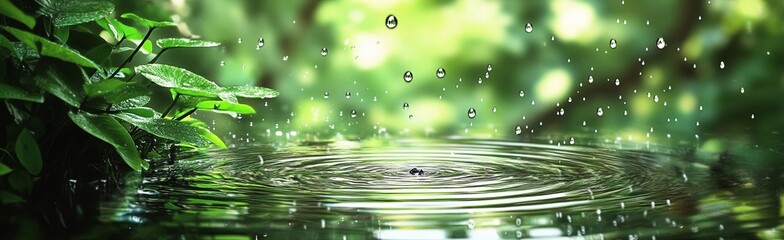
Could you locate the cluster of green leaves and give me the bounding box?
[0,0,277,202]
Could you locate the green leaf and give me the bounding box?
[113,112,210,147]
[109,95,150,111]
[95,17,122,41]
[0,190,25,204]
[123,107,158,118]
[84,78,150,104]
[83,42,112,66]
[0,82,44,103]
[54,26,69,42]
[156,38,221,50]
[3,26,100,69]
[120,13,176,28]
[8,171,32,194]
[33,60,87,107]
[195,101,256,114]
[15,129,42,175]
[0,0,36,29]
[0,162,12,176]
[10,42,39,63]
[68,111,147,171]
[36,0,114,27]
[135,64,234,101]
[195,126,226,149]
[223,85,279,99]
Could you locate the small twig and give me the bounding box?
[174,108,197,121]
[109,28,155,79]
[160,93,180,118]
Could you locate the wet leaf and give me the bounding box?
[195,101,256,114]
[109,95,150,111]
[84,78,150,104]
[0,82,44,103]
[33,60,87,107]
[121,13,176,28]
[3,26,99,69]
[15,129,42,175]
[156,38,221,49]
[0,0,35,29]
[36,0,114,27]
[195,126,226,149]
[135,64,234,102]
[122,107,158,118]
[113,112,210,147]
[0,190,25,204]
[95,17,123,41]
[68,111,147,171]
[223,85,279,99]
[0,162,12,176]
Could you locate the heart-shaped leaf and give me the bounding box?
[120,13,176,28]
[36,0,114,27]
[3,26,99,69]
[15,129,42,175]
[136,64,234,102]
[0,0,35,29]
[68,111,147,171]
[195,101,256,114]
[0,82,44,103]
[84,78,150,104]
[113,112,210,147]
[34,60,87,107]
[156,38,221,50]
[223,85,279,99]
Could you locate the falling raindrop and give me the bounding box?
[436,67,446,78]
[323,92,329,99]
[484,72,490,79]
[386,15,398,29]
[283,55,289,61]
[492,107,497,113]
[654,95,659,102]
[720,61,725,69]
[519,90,525,97]
[656,37,666,49]
[588,75,594,83]
[740,87,745,93]
[321,47,328,56]
[487,64,493,72]
[597,108,604,116]
[515,125,522,135]
[569,137,575,144]
[615,79,620,86]
[403,102,409,110]
[220,61,225,67]
[524,23,533,33]
[345,92,351,99]
[350,110,357,118]
[609,38,617,49]
[257,38,264,49]
[237,37,242,44]
[467,108,477,119]
[403,71,413,83]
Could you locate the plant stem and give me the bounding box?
[174,108,197,121]
[160,93,180,118]
[116,36,126,46]
[109,28,155,79]
[148,48,168,64]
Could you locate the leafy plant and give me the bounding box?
[0,0,278,205]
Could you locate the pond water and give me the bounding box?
[84,138,783,239]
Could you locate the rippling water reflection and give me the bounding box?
[97,139,783,239]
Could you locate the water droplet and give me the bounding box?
[656,37,666,49]
[257,38,264,49]
[654,95,659,102]
[283,55,289,61]
[487,64,493,72]
[615,78,620,86]
[403,102,409,110]
[220,61,225,67]
[524,23,533,33]
[558,108,565,115]
[596,108,604,116]
[751,113,755,119]
[321,47,328,56]
[436,67,446,78]
[720,61,725,69]
[408,114,413,119]
[519,90,525,97]
[467,108,477,119]
[403,71,413,83]
[609,38,617,49]
[350,110,357,118]
[237,37,242,44]
[386,15,398,29]
[569,137,575,144]
[484,72,490,79]
[323,92,329,99]
[740,87,745,93]
[492,107,497,113]
[467,219,475,229]
[515,125,522,135]
[588,75,594,83]
[345,92,351,99]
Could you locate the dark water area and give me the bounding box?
[68,138,783,239]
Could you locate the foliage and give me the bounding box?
[0,0,278,205]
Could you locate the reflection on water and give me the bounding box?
[92,139,783,239]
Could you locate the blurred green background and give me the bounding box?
[110,0,783,147]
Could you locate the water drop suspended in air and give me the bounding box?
[740,87,745,93]
[403,71,413,83]
[237,37,242,44]
[220,61,225,67]
[283,55,289,61]
[350,110,357,118]
[403,102,409,110]
[345,92,351,99]
[257,37,264,49]
[467,108,477,119]
[524,23,533,33]
[720,61,725,69]
[321,47,328,56]
[515,125,522,135]
[519,90,525,97]
[597,108,604,116]
[609,38,617,49]
[487,64,493,72]
[386,15,398,29]
[436,67,446,78]
[323,92,329,99]
[569,137,575,144]
[615,79,620,86]
[656,37,666,49]
[588,75,594,83]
